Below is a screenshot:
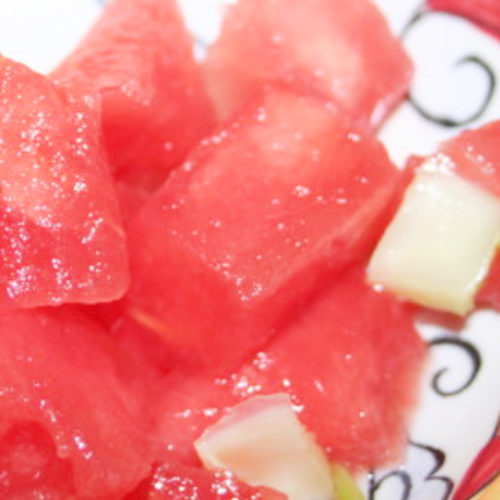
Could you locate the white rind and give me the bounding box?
[195,394,336,500]
[368,165,500,315]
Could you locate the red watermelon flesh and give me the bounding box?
[151,368,237,466]
[0,56,128,308]
[478,252,500,310]
[423,121,500,311]
[0,422,74,500]
[0,306,153,499]
[126,85,403,372]
[116,181,150,226]
[438,121,500,198]
[125,463,286,500]
[203,0,412,129]
[152,268,426,470]
[53,0,216,190]
[427,0,500,39]
[231,267,427,469]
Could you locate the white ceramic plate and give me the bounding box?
[1,1,499,498]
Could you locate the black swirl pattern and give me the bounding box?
[366,334,483,498]
[402,3,497,128]
[429,336,482,397]
[368,440,453,500]
[409,441,454,497]
[368,469,412,500]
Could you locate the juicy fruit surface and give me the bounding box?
[203,0,412,129]
[399,121,500,313]
[229,268,427,468]
[126,463,286,500]
[127,85,402,371]
[0,56,128,307]
[428,0,500,39]
[0,307,152,498]
[0,422,74,499]
[152,268,426,470]
[195,394,336,500]
[53,0,216,190]
[439,121,500,198]
[0,0,441,497]
[368,167,500,315]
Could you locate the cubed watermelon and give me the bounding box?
[403,122,500,313]
[231,267,426,469]
[438,121,500,197]
[152,268,426,470]
[53,0,216,190]
[0,56,128,307]
[126,85,403,372]
[0,307,153,498]
[428,0,500,39]
[203,0,412,129]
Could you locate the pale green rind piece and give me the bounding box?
[332,464,366,500]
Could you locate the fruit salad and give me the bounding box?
[0,0,500,499]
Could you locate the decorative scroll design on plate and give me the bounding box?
[368,440,453,500]
[368,467,412,500]
[402,3,497,127]
[367,335,482,499]
[429,336,482,397]
[409,441,454,499]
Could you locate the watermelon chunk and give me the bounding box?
[53,0,216,190]
[152,268,426,470]
[428,0,500,39]
[0,56,128,307]
[126,463,286,500]
[0,306,153,498]
[203,0,412,129]
[126,85,402,372]
[438,121,500,197]
[403,122,500,312]
[444,123,500,311]
[231,267,426,469]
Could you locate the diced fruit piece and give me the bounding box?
[203,0,412,129]
[127,85,403,371]
[0,56,128,307]
[428,0,500,39]
[195,394,336,500]
[439,121,500,198]
[53,0,216,189]
[368,165,500,315]
[230,267,426,469]
[126,463,286,500]
[0,307,152,498]
[332,464,365,500]
[152,267,425,470]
